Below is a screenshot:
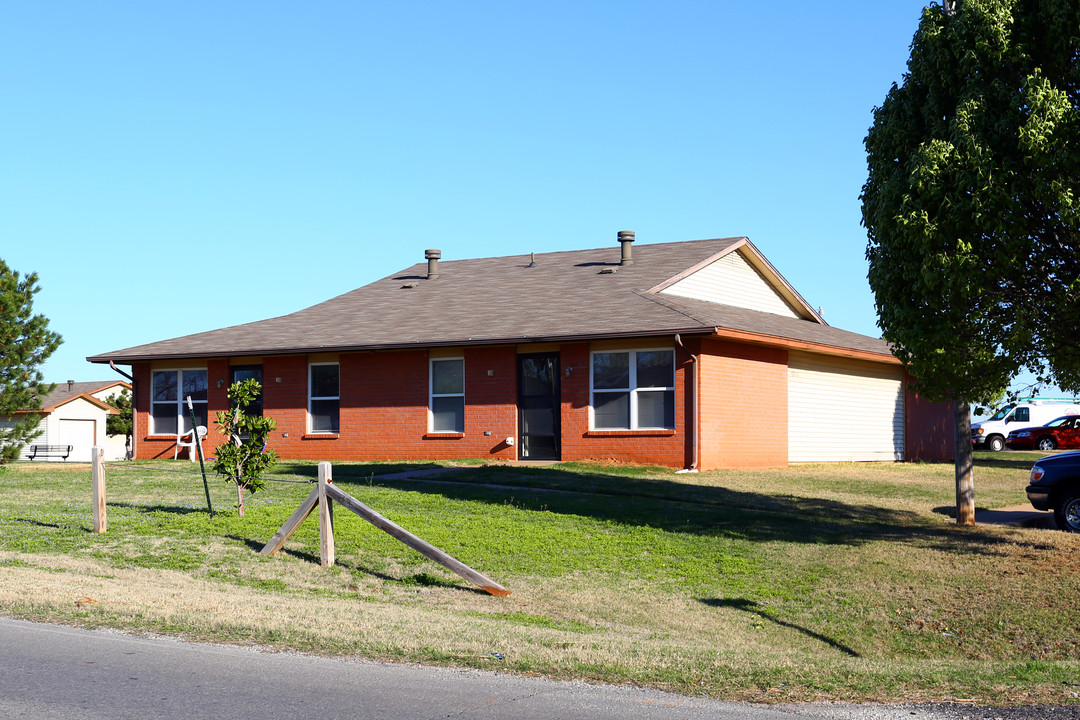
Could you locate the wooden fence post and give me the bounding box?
[260,460,509,596]
[323,483,511,597]
[91,447,106,534]
[318,461,335,567]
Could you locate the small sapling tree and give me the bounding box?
[212,379,276,517]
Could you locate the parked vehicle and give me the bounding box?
[971,398,1080,451]
[1026,451,1080,532]
[1005,415,1080,451]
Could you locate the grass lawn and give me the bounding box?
[1,452,1078,705]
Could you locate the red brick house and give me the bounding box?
[88,234,953,468]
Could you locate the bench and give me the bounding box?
[28,444,73,461]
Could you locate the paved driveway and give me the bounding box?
[974,505,1055,529]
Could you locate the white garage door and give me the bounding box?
[59,419,96,462]
[788,352,904,462]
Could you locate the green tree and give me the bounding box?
[105,388,133,459]
[862,0,1080,524]
[212,379,277,517]
[0,260,62,462]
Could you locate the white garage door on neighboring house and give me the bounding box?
[788,352,905,463]
[59,419,97,462]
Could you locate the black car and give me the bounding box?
[1026,451,1080,532]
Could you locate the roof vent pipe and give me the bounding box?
[425,249,441,279]
[67,380,74,392]
[618,230,635,266]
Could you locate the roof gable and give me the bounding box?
[649,239,822,322]
[41,381,129,411]
[43,393,117,414]
[657,248,801,318]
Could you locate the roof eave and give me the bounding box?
[87,327,722,364]
[87,325,897,367]
[708,326,899,364]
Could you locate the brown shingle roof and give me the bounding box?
[16,381,129,414]
[88,237,893,363]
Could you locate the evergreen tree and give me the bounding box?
[105,388,133,459]
[0,260,62,461]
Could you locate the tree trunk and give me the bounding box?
[954,400,975,525]
[237,482,246,518]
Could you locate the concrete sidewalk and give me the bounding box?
[974,504,1056,529]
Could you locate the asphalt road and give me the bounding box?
[1,618,1076,720]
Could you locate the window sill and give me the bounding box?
[424,432,465,439]
[585,429,676,437]
[146,435,181,441]
[302,433,339,440]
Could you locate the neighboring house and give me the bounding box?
[2,380,131,461]
[88,234,953,468]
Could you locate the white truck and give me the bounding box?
[971,398,1080,451]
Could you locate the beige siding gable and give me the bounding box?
[658,250,801,318]
[89,383,128,403]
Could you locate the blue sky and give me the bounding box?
[6,1,1024,400]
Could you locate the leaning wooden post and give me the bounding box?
[318,461,335,567]
[187,396,213,519]
[91,446,107,534]
[260,462,509,596]
[323,483,511,596]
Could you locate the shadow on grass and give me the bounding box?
[326,464,1060,555]
[699,597,860,657]
[98,461,1060,557]
[932,506,965,519]
[270,462,443,482]
[107,502,205,516]
[230,534,307,558]
[225,535,486,594]
[972,457,1043,471]
[16,519,65,529]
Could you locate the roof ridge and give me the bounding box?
[395,236,746,267]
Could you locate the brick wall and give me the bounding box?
[904,377,955,462]
[131,342,950,469]
[558,342,692,468]
[206,358,229,449]
[133,349,520,463]
[257,349,520,462]
[134,342,696,468]
[697,339,788,469]
[132,363,170,458]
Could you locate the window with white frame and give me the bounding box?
[591,349,675,430]
[430,358,464,433]
[308,363,340,433]
[151,369,208,435]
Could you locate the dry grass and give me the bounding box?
[0,455,1078,704]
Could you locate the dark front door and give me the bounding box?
[518,353,560,461]
[229,365,264,418]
